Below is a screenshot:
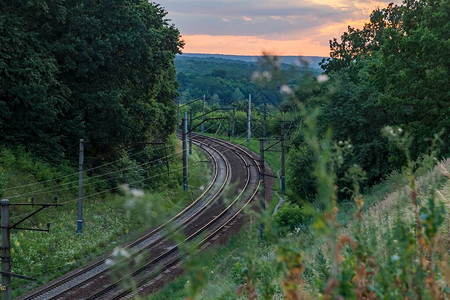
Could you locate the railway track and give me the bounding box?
[19,135,263,300]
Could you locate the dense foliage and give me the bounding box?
[289,0,449,200]
[175,56,318,107]
[0,0,183,158]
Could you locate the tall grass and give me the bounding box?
[150,118,449,299]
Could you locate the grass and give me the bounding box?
[149,158,450,299]
[0,140,213,297]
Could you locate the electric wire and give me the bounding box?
[9,131,254,287]
[9,161,204,222]
[6,152,178,201]
[4,150,179,201]
[3,144,172,192]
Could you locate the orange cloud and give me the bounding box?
[181,34,329,56]
[169,0,403,56]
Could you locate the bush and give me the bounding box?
[274,204,310,231]
[230,261,246,285]
[0,148,16,167]
[287,145,316,202]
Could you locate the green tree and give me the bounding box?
[0,0,70,157]
[231,87,245,103]
[0,0,183,159]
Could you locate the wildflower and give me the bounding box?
[391,254,400,262]
[14,240,20,247]
[125,199,136,210]
[120,184,131,193]
[398,128,403,133]
[251,71,261,81]
[130,188,144,198]
[119,248,131,258]
[105,258,115,267]
[280,85,293,95]
[262,71,272,81]
[199,185,205,191]
[317,74,329,83]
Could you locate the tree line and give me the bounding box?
[0,0,183,159]
[288,0,449,201]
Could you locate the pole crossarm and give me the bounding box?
[11,227,50,232]
[9,204,62,229]
[2,199,61,299]
[0,271,35,281]
[264,140,282,151]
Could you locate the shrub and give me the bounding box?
[274,204,309,231]
[230,261,246,285]
[0,148,16,167]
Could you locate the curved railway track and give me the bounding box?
[19,135,263,300]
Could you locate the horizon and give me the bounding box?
[178,52,327,58]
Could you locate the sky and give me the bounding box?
[158,0,402,57]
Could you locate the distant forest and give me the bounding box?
[175,56,321,107]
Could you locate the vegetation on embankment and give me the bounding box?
[150,151,449,300]
[0,140,212,297]
[0,2,188,295]
[152,1,449,298]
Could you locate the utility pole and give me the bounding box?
[189,110,193,155]
[182,112,188,191]
[259,138,266,240]
[263,101,267,138]
[176,99,180,133]
[201,95,205,133]
[1,198,61,300]
[1,200,10,300]
[281,116,286,194]
[232,103,236,139]
[247,94,252,143]
[77,139,84,234]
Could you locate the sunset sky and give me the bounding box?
[158,0,402,56]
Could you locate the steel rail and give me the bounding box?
[86,135,262,299]
[19,142,229,300]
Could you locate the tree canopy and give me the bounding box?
[289,0,449,200]
[0,0,183,158]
